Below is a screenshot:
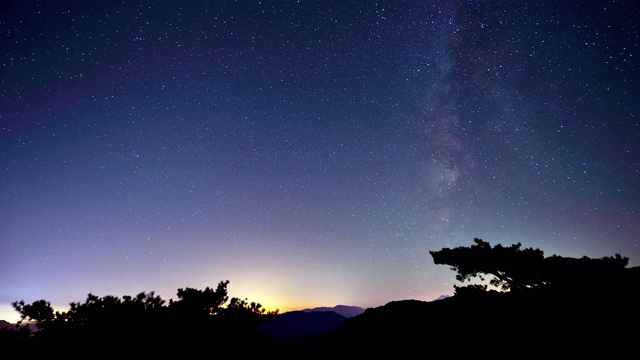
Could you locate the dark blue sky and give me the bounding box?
[1,0,638,321]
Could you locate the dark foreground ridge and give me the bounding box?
[293,267,640,358]
[3,267,637,359]
[3,240,638,359]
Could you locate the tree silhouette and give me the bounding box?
[169,280,230,317]
[8,280,280,355]
[429,237,629,294]
[12,299,54,326]
[224,297,279,324]
[427,238,638,358]
[429,238,547,292]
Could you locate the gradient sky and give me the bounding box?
[1,1,639,322]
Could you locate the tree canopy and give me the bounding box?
[8,280,279,354]
[430,238,629,294]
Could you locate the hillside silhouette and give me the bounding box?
[291,271,639,358]
[2,239,638,358]
[258,309,349,341]
[289,239,640,358]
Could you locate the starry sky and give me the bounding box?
[1,1,639,322]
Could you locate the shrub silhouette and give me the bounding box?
[7,280,279,356]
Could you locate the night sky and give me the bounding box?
[2,1,639,322]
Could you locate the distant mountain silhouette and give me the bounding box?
[0,320,12,329]
[300,304,365,318]
[0,319,38,332]
[258,305,365,341]
[259,310,348,340]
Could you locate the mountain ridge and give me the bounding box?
[298,304,365,318]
